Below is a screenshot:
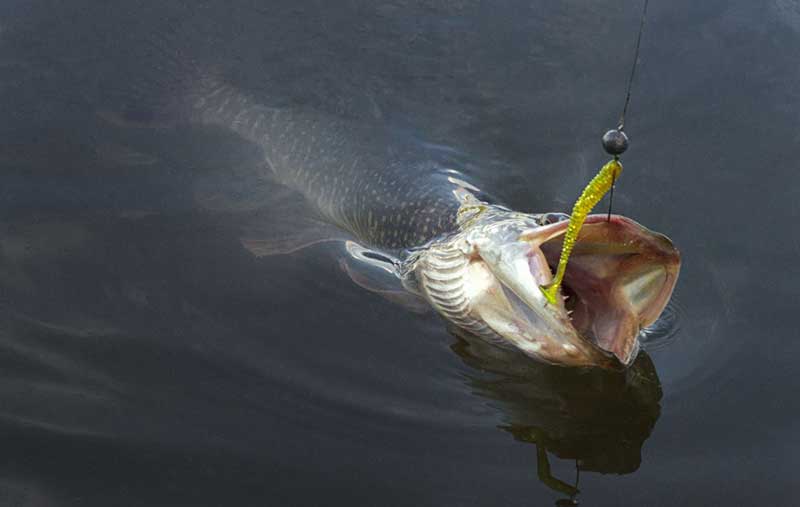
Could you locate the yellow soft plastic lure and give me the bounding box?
[540,158,623,305]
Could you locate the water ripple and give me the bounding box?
[639,298,683,352]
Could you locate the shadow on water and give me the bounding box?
[451,330,661,504]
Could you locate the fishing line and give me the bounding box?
[618,0,650,132]
[540,0,652,302]
[605,0,650,220]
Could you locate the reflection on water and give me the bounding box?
[452,330,660,502]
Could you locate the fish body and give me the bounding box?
[176,79,680,368]
[187,81,469,251]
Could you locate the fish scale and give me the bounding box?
[188,80,466,251]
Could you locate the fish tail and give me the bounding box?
[92,24,222,128]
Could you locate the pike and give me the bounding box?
[112,73,680,369]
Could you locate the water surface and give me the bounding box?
[0,1,798,505]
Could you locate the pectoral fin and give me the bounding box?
[340,241,429,314]
[241,214,346,257]
[233,183,349,257]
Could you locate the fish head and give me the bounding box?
[451,211,680,368]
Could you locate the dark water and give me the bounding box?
[1,1,798,505]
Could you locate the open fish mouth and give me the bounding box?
[456,212,681,368]
[537,214,681,364]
